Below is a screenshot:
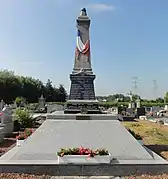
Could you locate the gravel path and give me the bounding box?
[1,174,168,179]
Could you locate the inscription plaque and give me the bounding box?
[69,74,96,100]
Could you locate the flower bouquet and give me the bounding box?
[57,146,111,164]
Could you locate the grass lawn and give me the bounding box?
[122,120,168,160]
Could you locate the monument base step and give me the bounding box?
[65,100,102,114]
[0,162,168,176]
[64,109,102,114]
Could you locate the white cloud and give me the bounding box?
[87,3,115,12]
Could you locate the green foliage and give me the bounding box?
[15,108,33,128]
[15,96,26,107]
[127,128,142,140]
[0,70,67,103]
[131,123,141,127]
[57,147,109,157]
[164,92,168,104]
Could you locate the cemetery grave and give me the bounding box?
[122,120,168,160]
[0,105,46,157]
[0,8,168,179]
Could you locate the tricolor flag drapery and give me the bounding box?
[76,30,90,60]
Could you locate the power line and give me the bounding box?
[132,77,139,95]
[153,80,158,99]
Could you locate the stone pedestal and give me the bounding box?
[69,73,96,100]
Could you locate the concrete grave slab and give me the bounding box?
[1,120,155,161]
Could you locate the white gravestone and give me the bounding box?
[128,103,132,108]
[1,106,13,124]
[0,99,5,111]
[136,99,141,108]
[38,95,46,109]
[0,106,13,136]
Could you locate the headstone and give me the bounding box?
[1,106,13,124]
[164,105,168,110]
[136,98,141,108]
[128,103,132,108]
[38,94,46,109]
[64,8,101,114]
[145,107,151,113]
[151,106,161,113]
[137,107,146,118]
[128,102,136,109]
[13,101,17,108]
[131,102,135,109]
[20,101,26,108]
[0,99,5,111]
[126,108,134,116]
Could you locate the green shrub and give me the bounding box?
[15,108,33,128]
[15,96,26,107]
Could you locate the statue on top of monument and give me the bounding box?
[80,8,87,16]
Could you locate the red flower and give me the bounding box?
[57,147,109,157]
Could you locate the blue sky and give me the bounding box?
[0,0,168,99]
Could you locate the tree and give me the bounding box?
[156,97,164,103]
[0,70,68,103]
[164,92,168,104]
[57,84,67,102]
[45,79,55,102]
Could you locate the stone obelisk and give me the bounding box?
[64,8,101,114]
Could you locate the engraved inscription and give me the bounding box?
[69,75,95,100]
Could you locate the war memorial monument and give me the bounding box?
[64,8,101,114]
[0,8,168,177]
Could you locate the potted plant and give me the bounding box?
[16,133,27,146]
[127,128,143,145]
[57,146,111,164]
